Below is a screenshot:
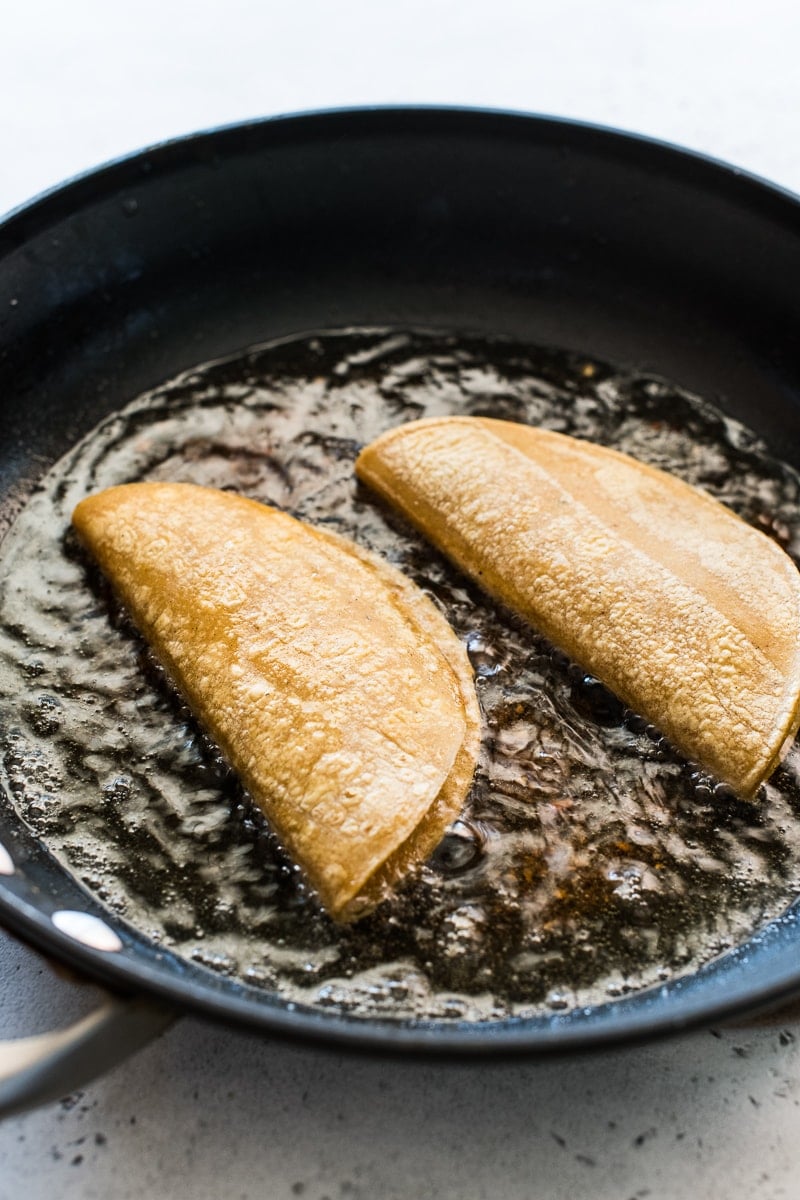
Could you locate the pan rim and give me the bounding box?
[2,105,800,1055]
[4,877,800,1057]
[2,104,799,235]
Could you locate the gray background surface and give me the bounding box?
[3,1,800,1197]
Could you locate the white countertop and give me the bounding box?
[3,2,800,1196]
[3,0,800,214]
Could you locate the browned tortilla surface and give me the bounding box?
[72,482,479,919]
[356,416,800,797]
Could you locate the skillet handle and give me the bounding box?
[0,993,174,1119]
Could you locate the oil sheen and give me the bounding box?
[2,330,800,1023]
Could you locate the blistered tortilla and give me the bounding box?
[356,416,800,797]
[72,482,479,919]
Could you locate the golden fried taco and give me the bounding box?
[356,416,800,797]
[73,482,479,920]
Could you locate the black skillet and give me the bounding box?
[2,107,800,1113]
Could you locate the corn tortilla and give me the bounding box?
[356,416,800,797]
[73,482,479,920]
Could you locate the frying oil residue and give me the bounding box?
[2,329,800,1023]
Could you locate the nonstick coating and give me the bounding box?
[2,107,800,1055]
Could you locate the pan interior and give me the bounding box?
[3,328,800,1027]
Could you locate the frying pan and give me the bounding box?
[2,107,800,1115]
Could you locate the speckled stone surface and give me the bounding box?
[3,1,800,1196]
[5,936,800,1200]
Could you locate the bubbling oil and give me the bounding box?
[3,329,800,1023]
